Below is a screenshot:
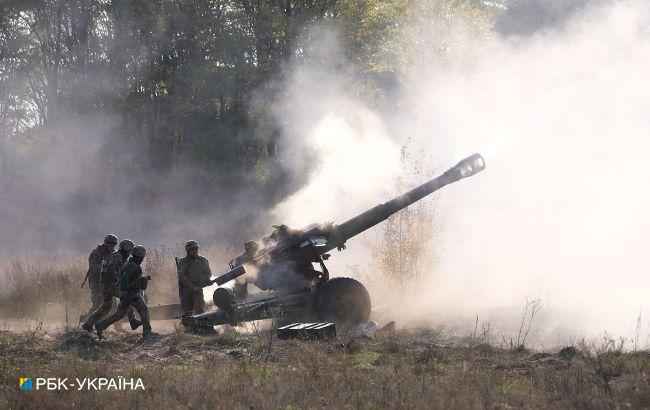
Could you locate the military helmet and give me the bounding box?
[131,245,146,258]
[185,240,199,250]
[245,241,259,251]
[104,234,118,245]
[118,239,135,253]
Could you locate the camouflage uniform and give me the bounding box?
[95,257,151,335]
[231,252,255,268]
[82,251,138,329]
[86,244,112,313]
[177,255,212,315]
[230,249,257,301]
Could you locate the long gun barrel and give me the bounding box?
[328,153,485,250]
[213,153,485,285]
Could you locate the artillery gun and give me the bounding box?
[182,153,486,329]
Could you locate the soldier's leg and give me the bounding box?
[89,278,103,312]
[180,287,200,332]
[131,294,151,335]
[95,297,131,333]
[113,307,139,332]
[109,297,129,332]
[125,306,142,330]
[126,306,138,322]
[192,291,206,315]
[82,287,114,330]
[192,291,215,334]
[179,286,194,315]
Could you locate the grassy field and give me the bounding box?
[0,247,227,321]
[0,325,648,409]
[1,252,648,409]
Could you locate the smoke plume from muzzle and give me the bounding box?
[271,0,650,340]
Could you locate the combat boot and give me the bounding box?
[130,319,143,330]
[141,327,158,341]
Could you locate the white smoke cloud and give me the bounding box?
[273,0,650,341]
[413,0,650,338]
[272,111,401,227]
[271,30,402,228]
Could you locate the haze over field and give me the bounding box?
[272,0,650,340]
[1,0,648,343]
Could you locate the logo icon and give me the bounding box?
[20,378,33,391]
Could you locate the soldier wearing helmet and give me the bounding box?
[228,240,260,301]
[245,240,259,255]
[95,245,154,339]
[229,241,260,268]
[81,234,118,319]
[82,239,141,332]
[177,240,213,321]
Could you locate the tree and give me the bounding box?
[0,0,497,248]
[363,146,438,292]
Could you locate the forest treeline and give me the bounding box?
[0,0,567,248]
[1,0,447,187]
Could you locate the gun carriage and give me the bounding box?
[181,153,486,329]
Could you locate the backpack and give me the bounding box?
[115,261,126,293]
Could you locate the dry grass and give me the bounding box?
[0,328,648,409]
[0,245,234,320]
[0,254,87,320]
[1,252,649,408]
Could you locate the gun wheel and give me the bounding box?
[313,277,371,328]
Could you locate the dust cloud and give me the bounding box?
[272,0,650,343]
[418,0,650,340]
[2,0,648,344]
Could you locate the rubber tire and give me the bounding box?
[313,277,371,328]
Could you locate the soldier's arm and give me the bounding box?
[205,258,212,276]
[104,258,118,281]
[88,249,101,273]
[178,261,200,291]
[231,255,244,268]
[197,258,213,288]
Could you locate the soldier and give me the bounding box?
[262,225,288,246]
[177,240,213,318]
[228,241,259,300]
[82,239,141,332]
[95,245,153,339]
[81,234,118,319]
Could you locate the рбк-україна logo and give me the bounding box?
[19,378,33,391]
